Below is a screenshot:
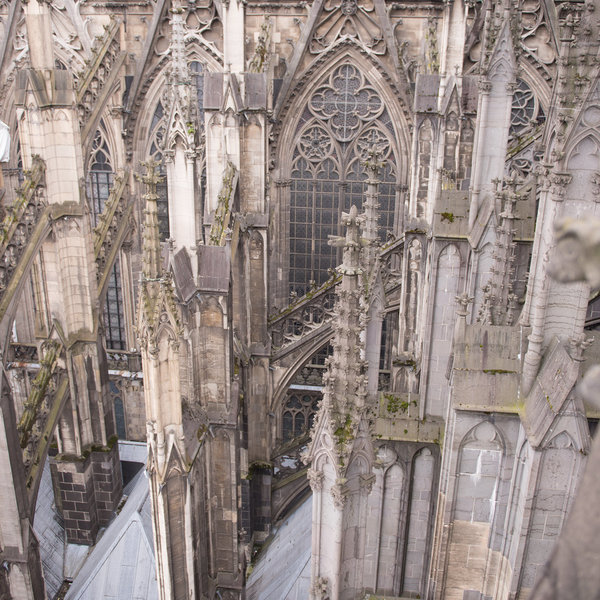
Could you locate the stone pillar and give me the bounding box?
[50,442,121,545]
[0,376,46,599]
[17,3,123,545]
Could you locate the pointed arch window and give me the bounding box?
[506,79,546,178]
[87,124,126,350]
[190,60,207,226]
[509,79,545,140]
[289,63,398,295]
[282,392,320,443]
[190,60,205,120]
[88,127,114,222]
[148,102,170,241]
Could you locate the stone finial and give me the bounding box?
[477,175,521,325]
[137,160,164,281]
[328,205,364,276]
[168,1,190,85]
[568,334,594,362]
[361,145,385,272]
[248,18,271,73]
[362,144,385,184]
[307,468,324,491]
[456,292,474,316]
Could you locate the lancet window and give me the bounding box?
[88,127,113,223]
[509,79,545,141]
[507,79,546,179]
[87,124,126,350]
[289,63,399,295]
[148,102,170,241]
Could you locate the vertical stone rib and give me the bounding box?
[138,161,163,282]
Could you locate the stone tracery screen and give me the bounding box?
[289,63,398,295]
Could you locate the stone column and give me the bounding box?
[18,1,122,545]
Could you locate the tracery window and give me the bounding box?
[88,128,114,224]
[282,392,320,443]
[509,79,545,141]
[148,102,170,241]
[507,79,545,179]
[289,63,398,295]
[190,61,205,120]
[87,124,126,350]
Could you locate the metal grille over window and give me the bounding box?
[289,63,398,295]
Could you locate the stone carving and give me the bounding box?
[310,0,385,55]
[520,0,556,69]
[330,478,348,508]
[307,467,324,491]
[477,175,520,325]
[0,158,47,306]
[298,126,334,162]
[17,340,66,495]
[508,79,545,148]
[182,0,222,55]
[93,168,131,284]
[269,281,338,353]
[309,64,383,143]
[76,19,123,130]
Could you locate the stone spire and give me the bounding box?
[320,206,368,463]
[138,160,163,281]
[163,1,196,151]
[477,175,519,325]
[169,2,189,84]
[306,206,371,600]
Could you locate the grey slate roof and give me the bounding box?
[35,442,157,600]
[246,494,312,600]
[65,468,157,600]
[34,462,65,599]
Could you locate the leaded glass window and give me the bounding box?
[282,392,321,443]
[88,128,113,224]
[289,63,398,295]
[105,260,126,350]
[87,125,126,350]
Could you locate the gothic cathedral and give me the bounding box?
[0,0,599,599]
